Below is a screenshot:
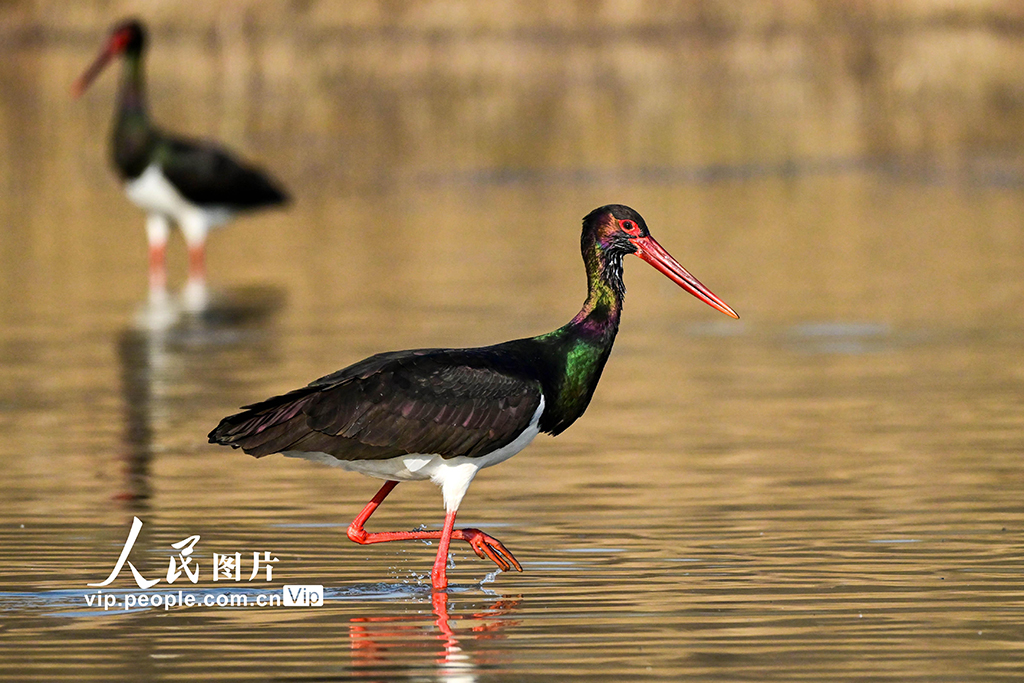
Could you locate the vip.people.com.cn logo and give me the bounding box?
[84,517,324,611]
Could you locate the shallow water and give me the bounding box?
[3,13,1024,682]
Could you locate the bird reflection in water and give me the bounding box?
[115,286,285,508]
[348,592,521,682]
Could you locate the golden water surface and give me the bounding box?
[2,6,1024,681]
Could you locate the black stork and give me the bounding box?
[209,205,738,590]
[73,19,288,310]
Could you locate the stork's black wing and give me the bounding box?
[208,348,543,461]
[157,134,288,209]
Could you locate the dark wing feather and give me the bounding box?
[156,134,288,209]
[208,349,543,462]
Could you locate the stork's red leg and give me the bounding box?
[145,213,170,295]
[346,480,400,543]
[431,510,457,590]
[187,242,206,285]
[346,480,522,589]
[148,242,167,292]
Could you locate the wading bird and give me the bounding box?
[73,19,288,310]
[209,205,738,590]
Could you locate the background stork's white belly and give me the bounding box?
[125,163,233,228]
[283,398,545,512]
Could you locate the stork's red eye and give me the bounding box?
[621,219,640,236]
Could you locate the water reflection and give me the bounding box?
[347,591,522,683]
[116,327,157,507]
[114,286,284,509]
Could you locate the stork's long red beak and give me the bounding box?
[71,35,124,98]
[631,235,739,319]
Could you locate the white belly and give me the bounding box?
[283,397,545,512]
[125,164,233,227]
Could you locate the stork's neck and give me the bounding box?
[533,243,625,435]
[116,51,148,124]
[112,51,154,178]
[568,240,625,334]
